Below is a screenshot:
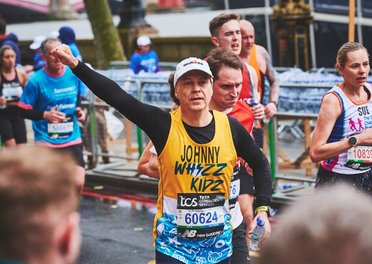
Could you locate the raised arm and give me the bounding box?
[52,44,171,152]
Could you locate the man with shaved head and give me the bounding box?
[240,19,280,148]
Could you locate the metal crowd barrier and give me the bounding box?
[82,73,172,172]
[83,68,337,183]
[109,60,177,71]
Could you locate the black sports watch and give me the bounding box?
[348,136,358,146]
[269,101,279,108]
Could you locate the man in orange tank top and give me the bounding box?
[240,19,280,148]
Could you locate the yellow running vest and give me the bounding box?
[153,108,237,262]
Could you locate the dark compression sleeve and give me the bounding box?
[72,61,171,152]
[19,108,44,120]
[228,117,272,207]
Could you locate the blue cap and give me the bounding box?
[7,33,19,43]
[257,216,265,227]
[58,26,76,44]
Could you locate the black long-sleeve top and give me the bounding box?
[73,62,272,207]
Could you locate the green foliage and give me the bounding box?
[83,0,126,69]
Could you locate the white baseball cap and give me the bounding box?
[137,36,151,46]
[174,57,213,86]
[30,35,47,50]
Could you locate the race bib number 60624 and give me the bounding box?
[177,193,227,239]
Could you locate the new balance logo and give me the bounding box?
[181,230,197,238]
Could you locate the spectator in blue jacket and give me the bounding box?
[130,35,159,74]
[0,17,21,66]
[57,26,82,61]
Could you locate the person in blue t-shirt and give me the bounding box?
[18,37,86,190]
[130,35,159,74]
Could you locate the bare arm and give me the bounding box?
[137,141,160,179]
[259,46,279,118]
[75,107,85,123]
[0,73,5,106]
[263,50,280,104]
[16,68,28,87]
[310,93,348,162]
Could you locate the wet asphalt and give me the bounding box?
[79,187,157,264]
[75,135,309,264]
